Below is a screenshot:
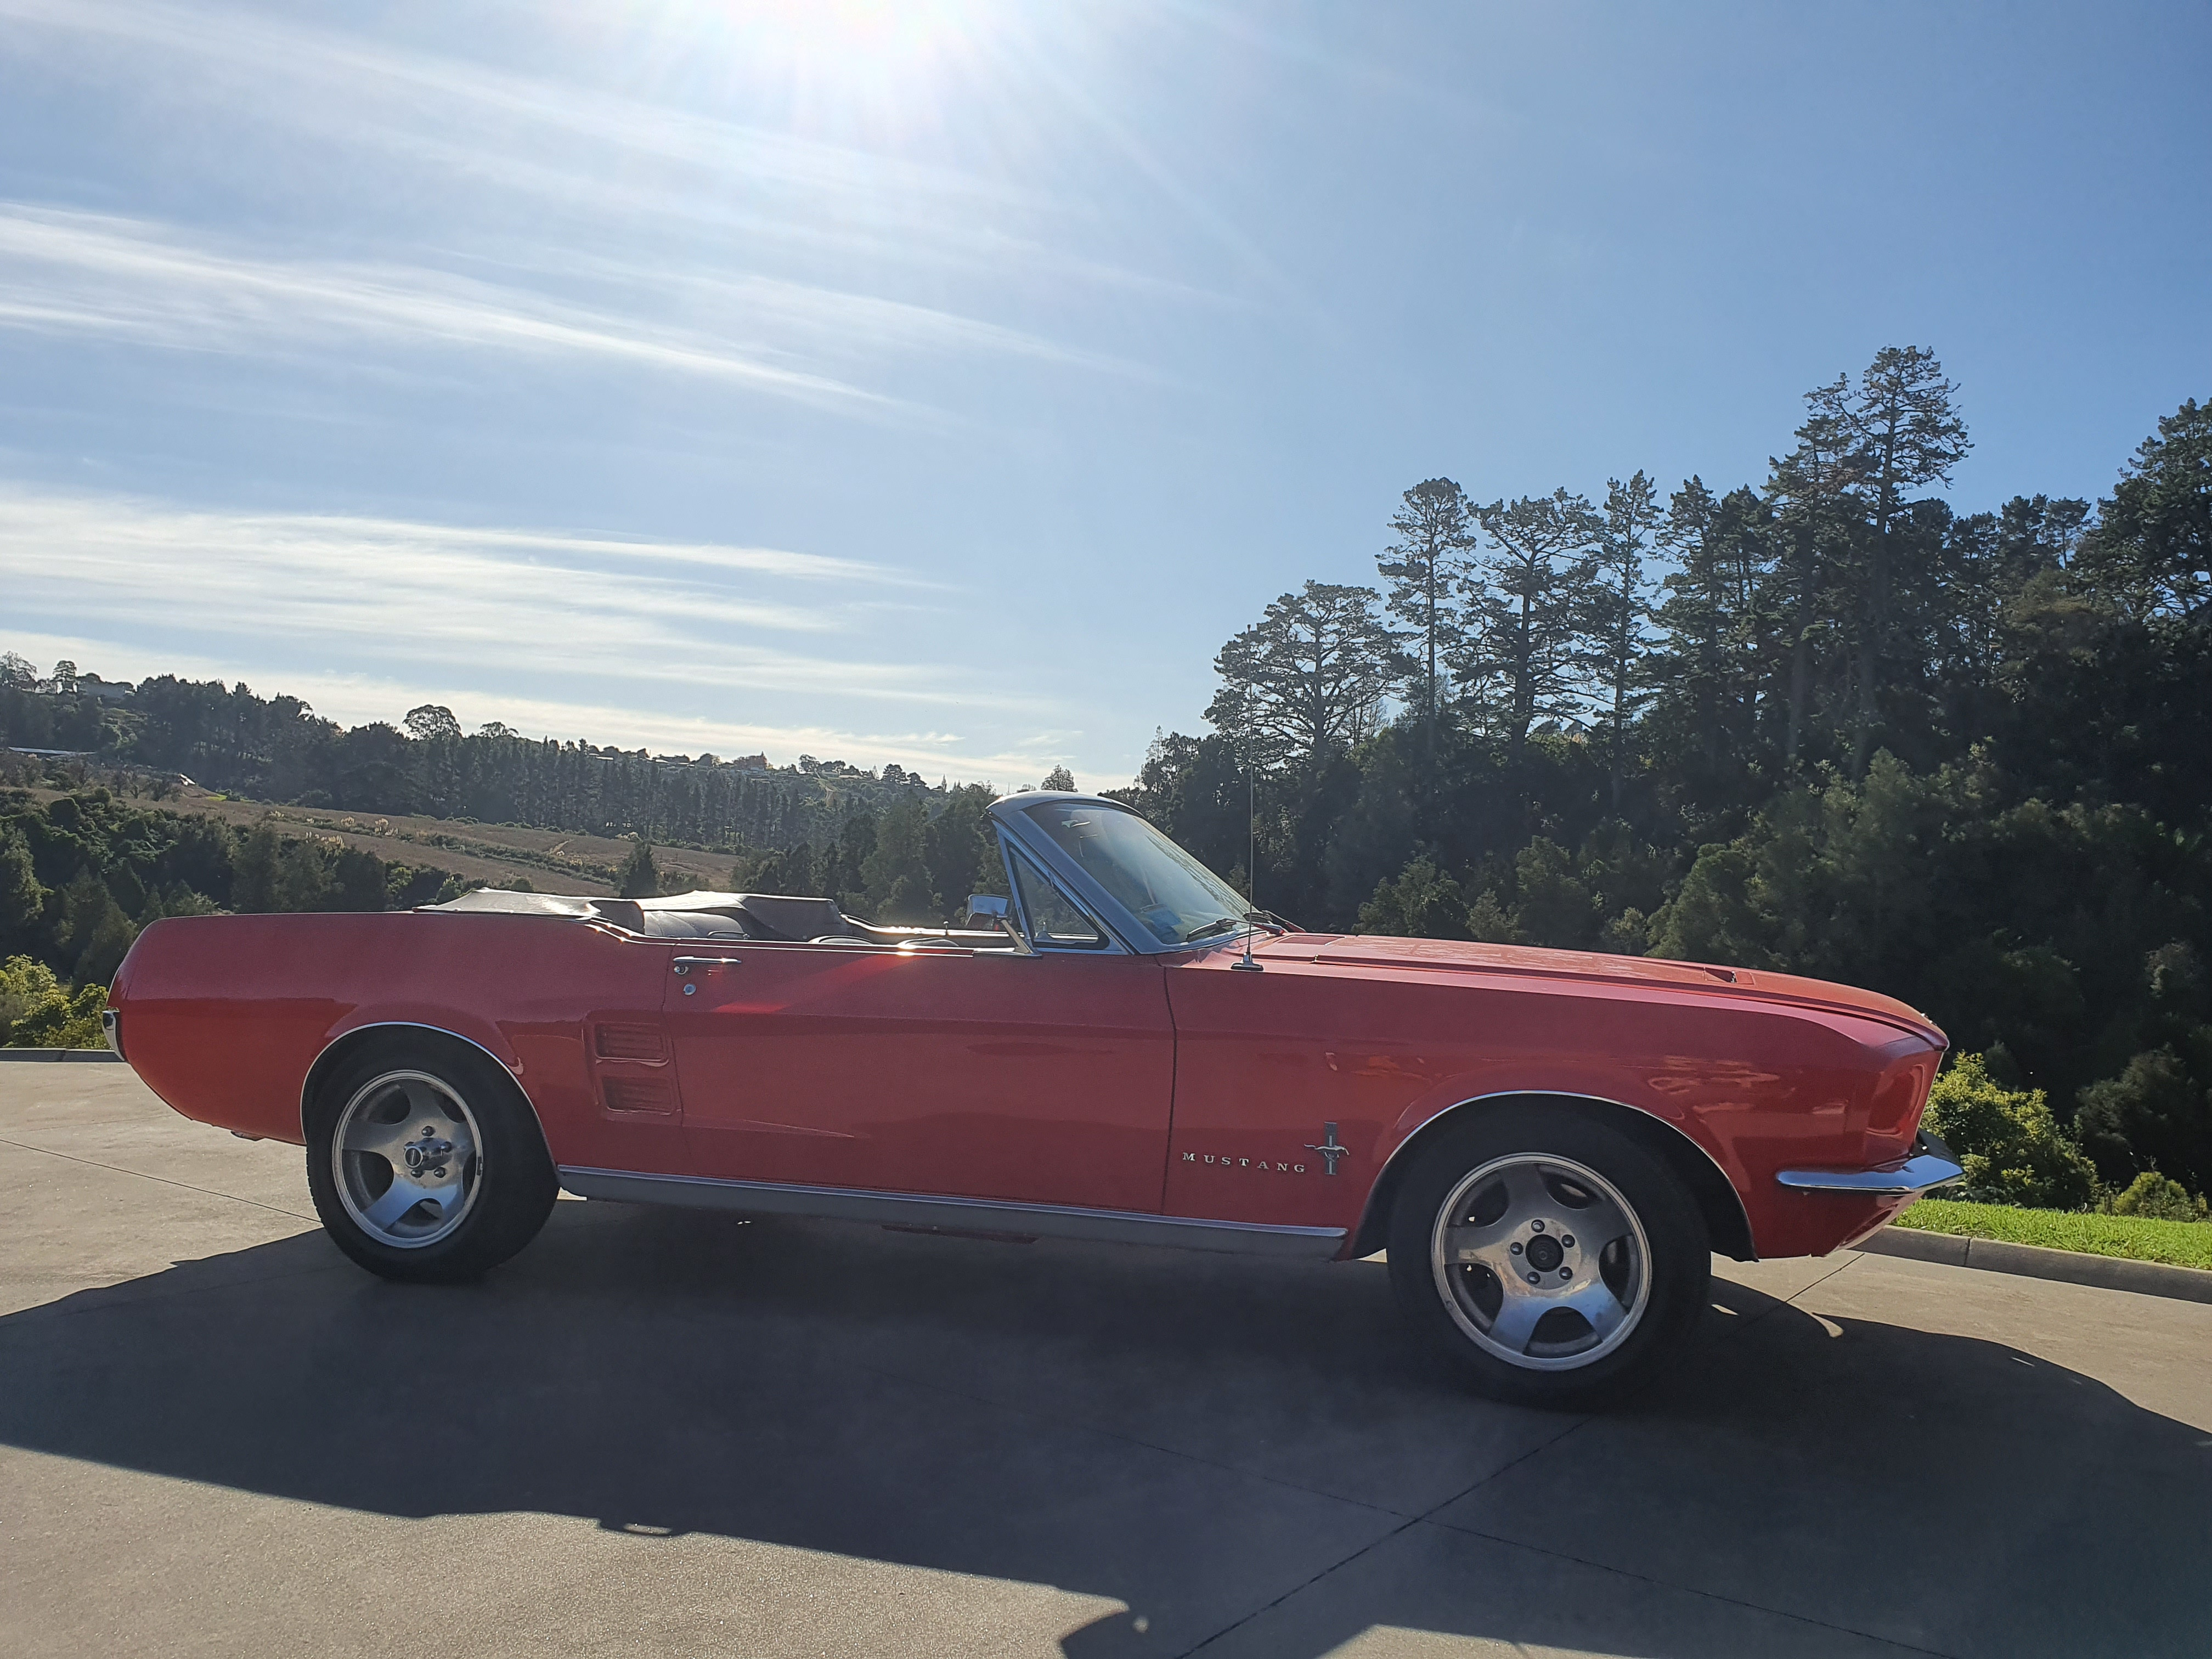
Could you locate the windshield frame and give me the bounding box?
[991,793,1260,956]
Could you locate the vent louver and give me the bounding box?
[594,1024,668,1063]
[602,1078,678,1114]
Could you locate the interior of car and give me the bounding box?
[431,886,1015,948]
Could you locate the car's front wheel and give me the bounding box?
[304,1036,557,1283]
[1386,1108,1709,1409]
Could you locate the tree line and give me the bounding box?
[0,665,964,852]
[1118,353,2211,1201]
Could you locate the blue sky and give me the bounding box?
[3,1,2206,787]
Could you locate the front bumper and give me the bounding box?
[1776,1131,1962,1195]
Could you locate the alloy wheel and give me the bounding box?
[1428,1153,1651,1370]
[330,1069,484,1249]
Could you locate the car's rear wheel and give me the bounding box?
[1387,1108,1708,1409]
[305,1037,557,1283]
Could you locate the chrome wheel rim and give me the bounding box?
[331,1070,483,1249]
[1429,1153,1651,1372]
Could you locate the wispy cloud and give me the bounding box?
[0,0,1240,308]
[0,0,1018,209]
[0,201,1154,409]
[0,485,996,705]
[0,206,916,412]
[0,0,1074,286]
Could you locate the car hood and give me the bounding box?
[1260,933,1945,1045]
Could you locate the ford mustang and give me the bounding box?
[103,790,1959,1407]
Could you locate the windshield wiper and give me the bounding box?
[1183,916,1243,944]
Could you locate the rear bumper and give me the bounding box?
[1776,1131,1962,1195]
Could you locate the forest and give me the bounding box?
[3,348,2208,1206]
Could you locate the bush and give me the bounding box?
[0,956,106,1048]
[1358,856,1468,938]
[2076,1048,2212,1197]
[1921,1052,2098,1210]
[617,839,659,899]
[2102,1171,2208,1222]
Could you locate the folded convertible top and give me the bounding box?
[425,888,851,941]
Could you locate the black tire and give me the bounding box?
[304,1035,557,1283]
[1386,1107,1709,1410]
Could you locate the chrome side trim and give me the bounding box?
[1776,1152,1964,1194]
[1353,1090,1759,1260]
[556,1167,1348,1259]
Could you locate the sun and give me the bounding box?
[682,0,995,99]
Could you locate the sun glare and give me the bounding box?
[693,0,992,95]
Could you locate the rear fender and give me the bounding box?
[300,1014,548,1164]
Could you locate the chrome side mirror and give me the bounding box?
[964,894,1032,954]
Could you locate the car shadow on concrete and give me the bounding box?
[1,1199,2204,1658]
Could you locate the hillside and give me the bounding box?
[0,659,985,854]
[110,786,738,896]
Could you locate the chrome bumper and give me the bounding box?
[101,1007,123,1060]
[1777,1132,1962,1195]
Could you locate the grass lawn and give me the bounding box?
[1893,1198,2212,1272]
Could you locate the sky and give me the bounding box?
[2,1,2207,788]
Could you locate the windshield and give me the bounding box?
[1022,802,1254,946]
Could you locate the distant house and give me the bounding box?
[74,675,135,706]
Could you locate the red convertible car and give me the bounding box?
[104,791,1957,1407]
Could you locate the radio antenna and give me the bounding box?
[1233,769,1262,971]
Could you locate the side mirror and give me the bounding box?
[963,894,1032,954]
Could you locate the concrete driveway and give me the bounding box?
[3,1067,2206,1658]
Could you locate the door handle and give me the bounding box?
[671,956,741,973]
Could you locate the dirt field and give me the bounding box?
[26,781,748,897]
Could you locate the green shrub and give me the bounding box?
[617,838,659,899]
[1921,1052,2098,1210]
[1358,856,1469,938]
[0,956,108,1048]
[2102,1171,2208,1222]
[2075,1047,2212,1197]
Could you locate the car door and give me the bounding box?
[661,860,1175,1214]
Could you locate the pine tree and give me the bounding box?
[1378,478,1476,765]
[1586,471,1661,808]
[0,830,47,960]
[1206,582,1402,773]
[1469,491,1601,759]
[1817,347,1971,770]
[862,799,934,922]
[617,838,659,898]
[1763,392,1859,768]
[2077,397,2212,619]
[1654,479,1776,777]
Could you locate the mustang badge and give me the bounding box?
[1305,1122,1348,1176]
